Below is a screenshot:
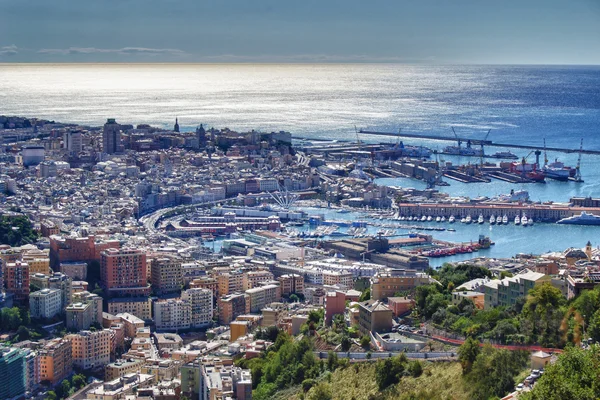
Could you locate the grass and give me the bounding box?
[273,360,471,400]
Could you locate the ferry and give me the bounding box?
[557,212,600,226]
[542,159,574,181]
[443,145,484,157]
[491,151,519,160]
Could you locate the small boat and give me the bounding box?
[527,218,534,226]
[421,216,427,222]
[449,215,456,223]
[502,215,508,224]
[436,216,441,222]
[427,216,433,222]
[521,215,528,226]
[489,215,496,224]
[441,216,446,222]
[465,215,472,224]
[478,215,484,224]
[514,216,521,225]
[447,228,456,232]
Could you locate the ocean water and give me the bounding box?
[2,63,600,259]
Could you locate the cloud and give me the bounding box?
[0,45,18,56]
[37,47,187,56]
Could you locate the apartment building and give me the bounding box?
[30,272,72,310]
[278,274,304,296]
[0,347,27,400]
[245,284,280,313]
[65,291,103,331]
[370,269,433,300]
[107,297,152,320]
[30,288,62,319]
[218,293,249,325]
[217,272,244,296]
[39,338,73,385]
[3,261,29,303]
[199,358,252,400]
[483,270,551,309]
[101,248,150,297]
[67,329,113,370]
[154,298,192,331]
[242,270,274,290]
[182,288,213,328]
[150,256,183,295]
[322,270,353,288]
[357,300,393,335]
[59,262,87,280]
[105,359,145,381]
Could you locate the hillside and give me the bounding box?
[273,360,471,400]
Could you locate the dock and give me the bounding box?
[357,130,600,155]
[443,170,490,183]
[486,171,534,183]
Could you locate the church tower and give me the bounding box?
[196,124,206,149]
[174,118,180,133]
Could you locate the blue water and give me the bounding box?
[2,64,599,260]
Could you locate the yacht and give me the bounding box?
[460,217,466,223]
[465,215,472,224]
[441,216,446,222]
[502,215,508,224]
[527,218,534,226]
[449,215,456,223]
[521,215,528,226]
[421,216,427,222]
[427,216,433,222]
[514,216,521,225]
[436,216,441,222]
[478,215,484,224]
[489,215,496,224]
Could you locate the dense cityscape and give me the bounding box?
[0,114,598,400]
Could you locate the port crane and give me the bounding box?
[573,138,584,182]
[451,127,462,149]
[479,129,491,167]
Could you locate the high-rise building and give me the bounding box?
[30,288,63,319]
[3,261,29,304]
[65,291,103,331]
[101,248,150,297]
[67,330,113,370]
[218,293,249,325]
[150,256,183,295]
[278,274,304,296]
[63,130,83,154]
[182,288,213,328]
[154,298,191,331]
[30,272,72,310]
[217,272,244,297]
[0,346,27,400]
[49,234,120,270]
[242,270,274,290]
[38,338,73,385]
[102,118,121,154]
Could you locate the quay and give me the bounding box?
[358,130,600,155]
[397,202,600,222]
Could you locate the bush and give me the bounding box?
[408,360,423,377]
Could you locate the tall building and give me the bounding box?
[30,272,72,310]
[217,272,244,297]
[182,288,213,328]
[63,130,83,154]
[278,274,304,296]
[67,330,113,370]
[218,293,249,325]
[242,270,274,290]
[65,291,103,331]
[39,338,73,385]
[3,261,29,304]
[154,298,191,331]
[102,118,121,154]
[0,346,27,400]
[174,118,180,133]
[101,248,150,297]
[196,124,206,149]
[150,256,183,295]
[30,288,63,319]
[245,284,280,313]
[49,234,120,269]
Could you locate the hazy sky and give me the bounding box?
[1,0,599,64]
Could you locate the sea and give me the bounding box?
[1,63,599,265]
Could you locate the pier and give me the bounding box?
[357,130,600,155]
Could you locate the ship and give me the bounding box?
[542,159,576,181]
[557,212,600,226]
[443,143,484,157]
[491,151,519,159]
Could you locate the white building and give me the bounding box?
[154,298,191,331]
[29,288,62,319]
[182,288,213,328]
[67,329,113,370]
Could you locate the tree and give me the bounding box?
[408,360,423,377]
[290,294,300,303]
[61,379,71,398]
[1,307,23,331]
[521,283,566,347]
[326,351,338,371]
[45,391,57,400]
[340,335,352,352]
[587,309,600,343]
[375,355,407,390]
[360,335,371,350]
[458,337,480,374]
[72,374,86,390]
[520,345,600,400]
[359,288,371,302]
[17,325,30,341]
[307,382,332,400]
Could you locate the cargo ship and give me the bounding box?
[557,212,600,226]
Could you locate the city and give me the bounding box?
[0,114,599,400]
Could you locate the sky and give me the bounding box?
[1,0,599,64]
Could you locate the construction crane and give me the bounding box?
[543,138,549,166]
[573,138,584,182]
[451,127,462,148]
[479,129,491,168]
[354,125,362,151]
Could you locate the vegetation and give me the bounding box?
[520,345,600,400]
[0,215,38,246]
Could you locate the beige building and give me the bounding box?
[242,270,274,290]
[59,262,87,280]
[67,329,113,370]
[107,297,152,320]
[115,313,145,338]
[85,373,154,400]
[323,270,353,288]
[30,288,62,319]
[105,359,145,381]
[217,272,244,296]
[22,253,50,275]
[39,338,73,385]
[66,291,103,331]
[140,359,180,382]
[189,276,218,299]
[199,358,252,400]
[245,284,280,313]
[370,269,433,300]
[154,298,191,331]
[358,300,393,335]
[150,256,183,295]
[278,274,304,296]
